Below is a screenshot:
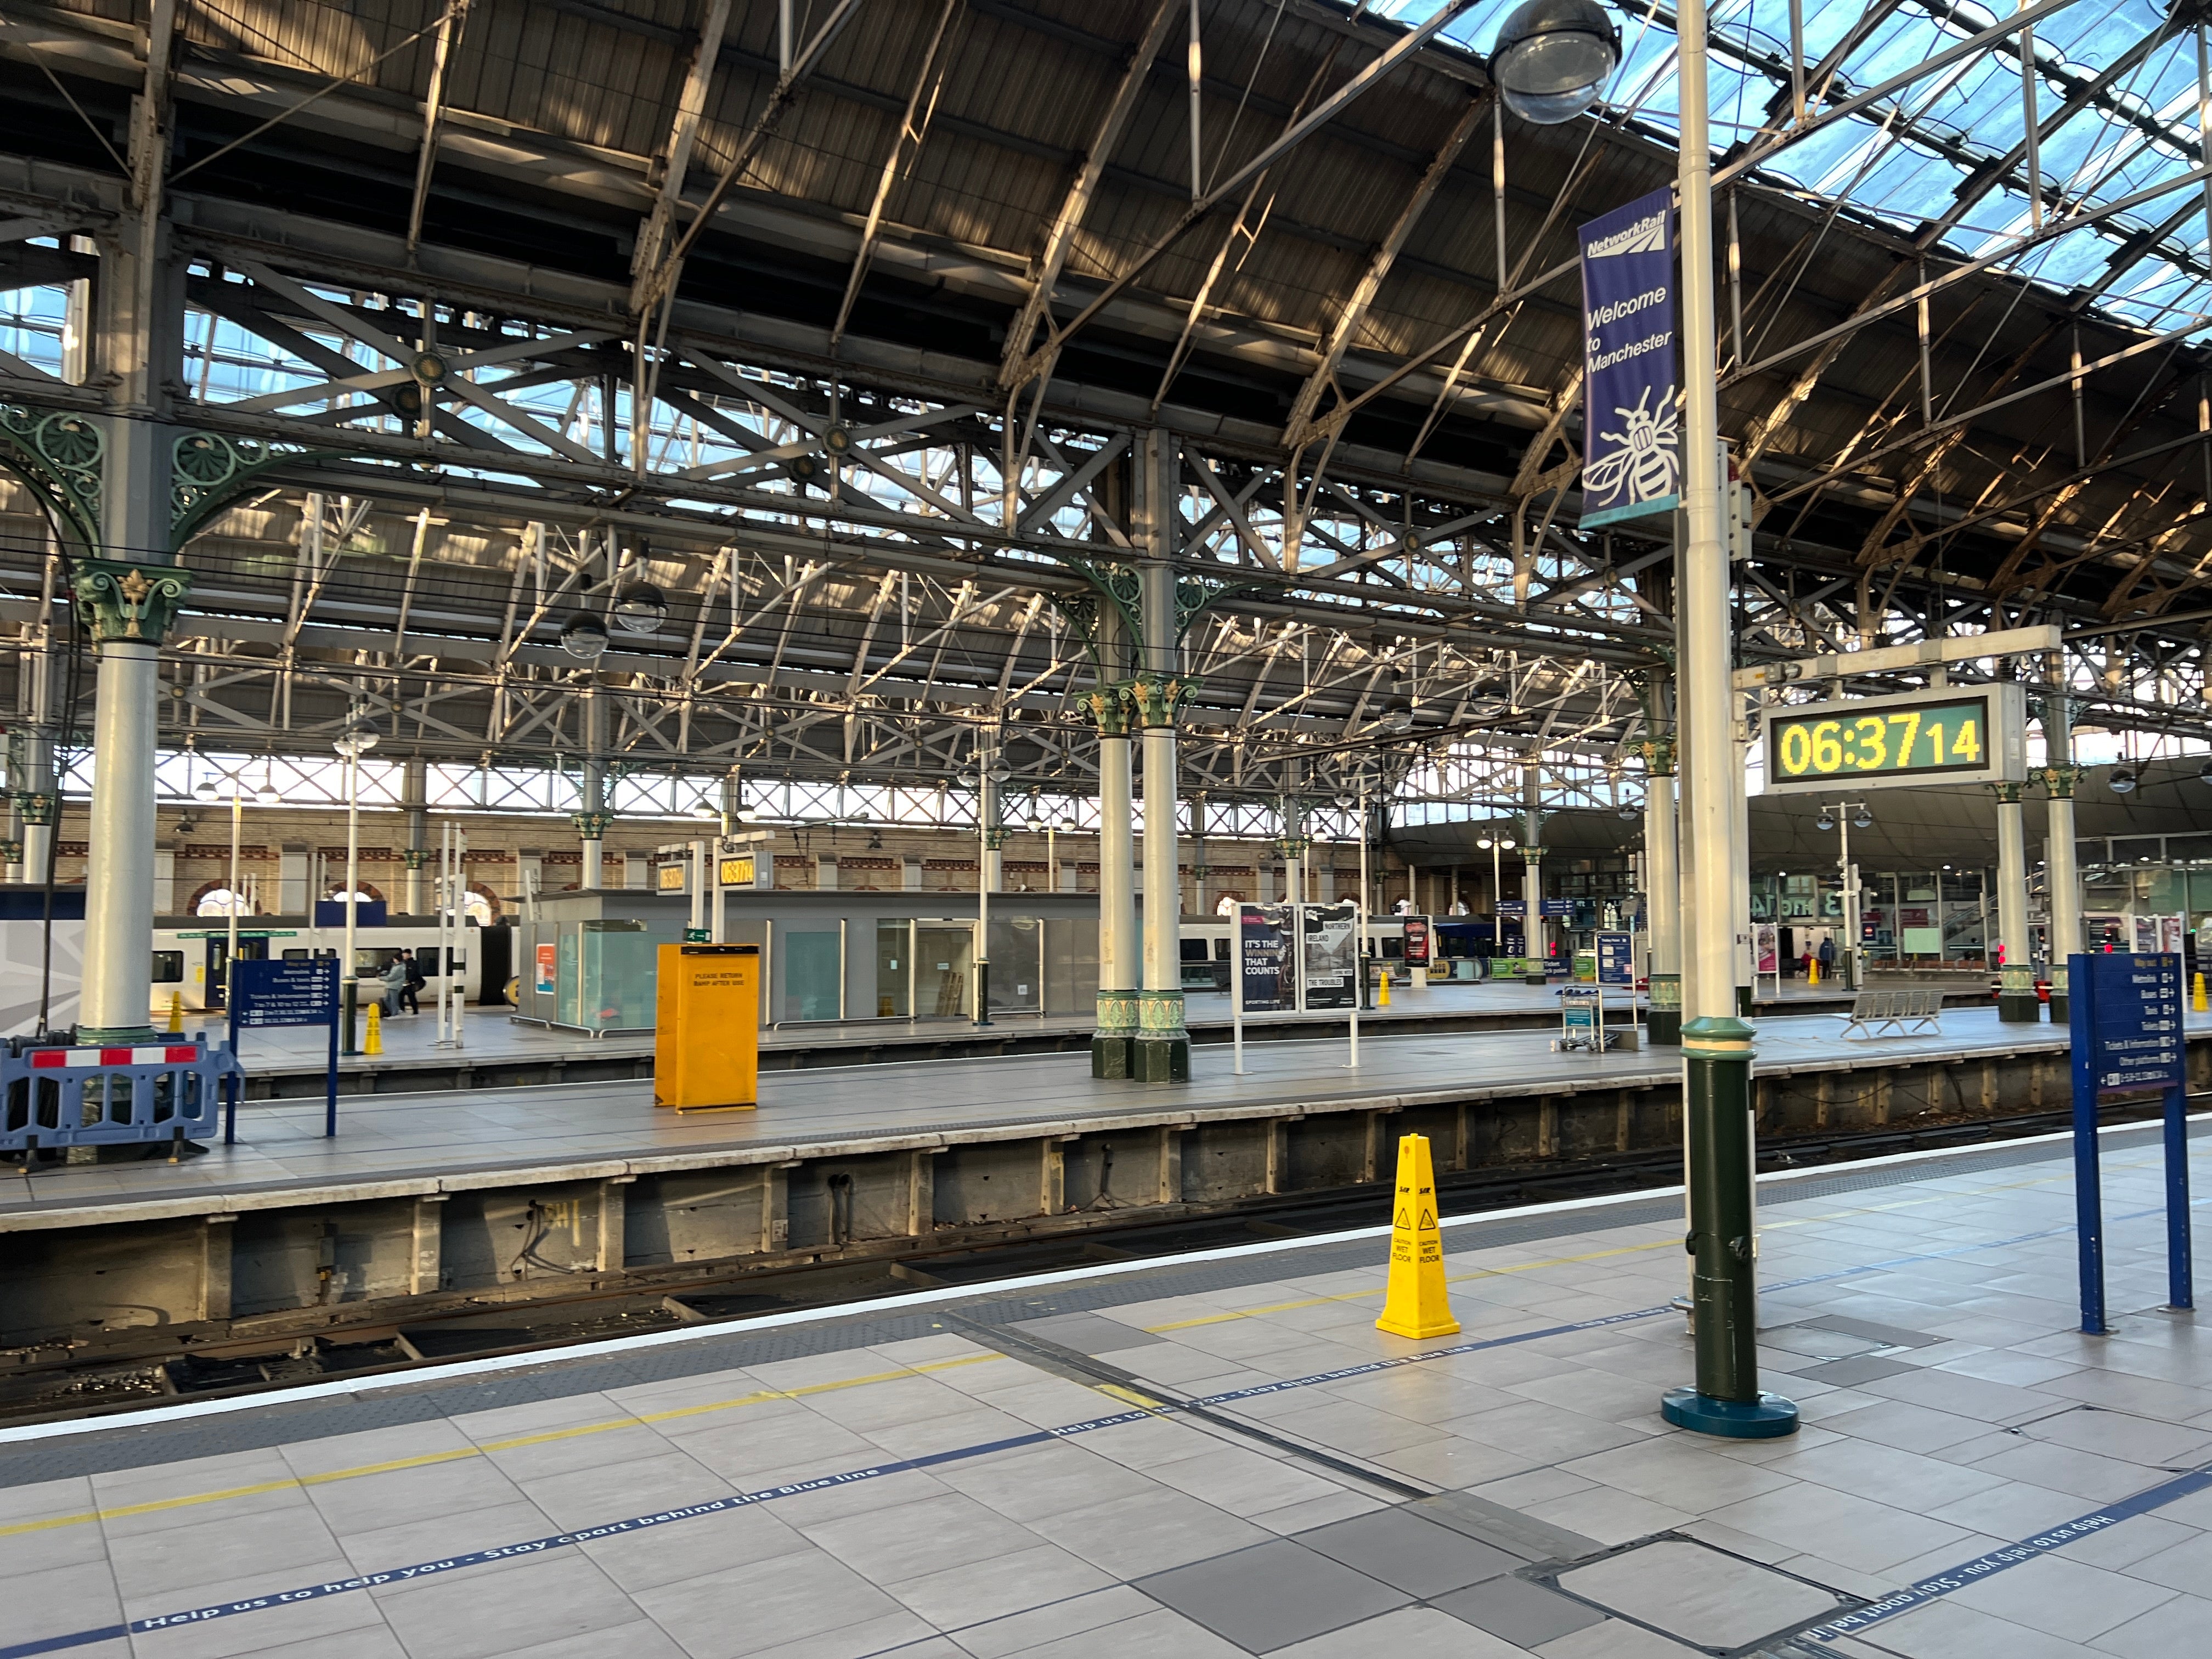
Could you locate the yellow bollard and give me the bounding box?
[1376,1133,1459,1340]
[1379,967,1392,1007]
[2196,973,2208,1014]
[1807,957,1819,987]
[365,1000,384,1056]
[166,991,183,1034]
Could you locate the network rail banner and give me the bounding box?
[1578,188,1679,528]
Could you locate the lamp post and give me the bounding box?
[333,716,379,1054]
[1476,835,1516,966]
[1815,802,1871,986]
[1492,0,1793,1435]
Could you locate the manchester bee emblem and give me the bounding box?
[1584,382,1681,510]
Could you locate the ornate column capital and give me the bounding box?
[2038,764,2079,799]
[1127,670,1192,729]
[1989,781,2025,806]
[981,826,1009,851]
[15,789,60,826]
[1081,682,1133,736]
[1521,843,1546,864]
[569,810,615,840]
[1636,735,1677,777]
[402,848,430,870]
[73,559,194,646]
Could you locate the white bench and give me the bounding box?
[1840,988,1945,1039]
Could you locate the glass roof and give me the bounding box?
[1390,0,2210,338]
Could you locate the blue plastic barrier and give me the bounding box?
[0,1035,242,1153]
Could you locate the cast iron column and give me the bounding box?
[1643,732,1681,1044]
[2041,691,2082,1023]
[1132,668,1188,1082]
[1088,685,1136,1077]
[1521,761,1547,984]
[74,560,191,1041]
[1661,0,1796,1438]
[1994,781,2038,1022]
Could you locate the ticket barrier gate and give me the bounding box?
[0,1034,242,1154]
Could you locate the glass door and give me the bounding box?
[875,919,912,1018]
[915,923,974,1019]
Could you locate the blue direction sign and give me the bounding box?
[1596,932,1635,987]
[1540,899,1576,918]
[1496,899,1527,917]
[231,958,340,1028]
[228,956,342,1140]
[2069,951,2190,1334]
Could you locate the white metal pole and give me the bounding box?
[1231,901,1244,1075]
[344,749,360,1047]
[225,780,242,1011]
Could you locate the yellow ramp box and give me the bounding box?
[654,943,760,1112]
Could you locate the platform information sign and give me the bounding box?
[1596,932,1635,986]
[2069,951,2191,1334]
[228,957,340,1141]
[1761,684,2027,795]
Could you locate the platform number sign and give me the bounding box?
[1760,684,2026,795]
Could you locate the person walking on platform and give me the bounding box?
[380,954,409,1016]
[399,950,425,1015]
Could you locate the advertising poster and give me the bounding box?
[1402,917,1430,967]
[534,942,557,994]
[1579,187,1680,528]
[1238,904,1294,1012]
[1756,922,1779,975]
[1302,902,1358,1008]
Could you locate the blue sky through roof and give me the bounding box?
[1379,0,2212,338]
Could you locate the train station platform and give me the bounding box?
[214,978,1907,1101]
[3,1116,2207,1657]
[1,1002,2143,1225]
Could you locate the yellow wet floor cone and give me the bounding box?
[166,991,183,1033]
[1379,968,1392,1007]
[365,1001,384,1056]
[2196,972,2208,1014]
[1375,1133,1459,1340]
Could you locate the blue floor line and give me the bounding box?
[2,1193,2193,1656]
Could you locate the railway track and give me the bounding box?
[0,1099,2155,1432]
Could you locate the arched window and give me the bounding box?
[195,887,251,917]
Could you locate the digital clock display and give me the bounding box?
[1760,686,2025,795]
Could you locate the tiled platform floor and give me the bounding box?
[1,1000,2112,1218]
[4,1118,2208,1656]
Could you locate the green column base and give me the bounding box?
[1133,1035,1190,1083]
[77,1024,158,1045]
[1997,994,2042,1024]
[2046,994,2068,1023]
[1522,968,1547,986]
[1135,988,1189,1084]
[1661,1387,1799,1439]
[1093,987,1137,1080]
[1647,1010,1681,1046]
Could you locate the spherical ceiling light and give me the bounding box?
[1490,0,1621,125]
[690,794,719,819]
[610,584,668,636]
[2198,759,2212,785]
[332,721,379,758]
[1815,812,1836,831]
[256,781,281,807]
[1853,810,1874,830]
[194,776,221,802]
[559,613,610,660]
[1617,803,1639,820]
[1476,837,1494,850]
[2109,766,2138,794]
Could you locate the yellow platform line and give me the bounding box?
[0,1352,1002,1537]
